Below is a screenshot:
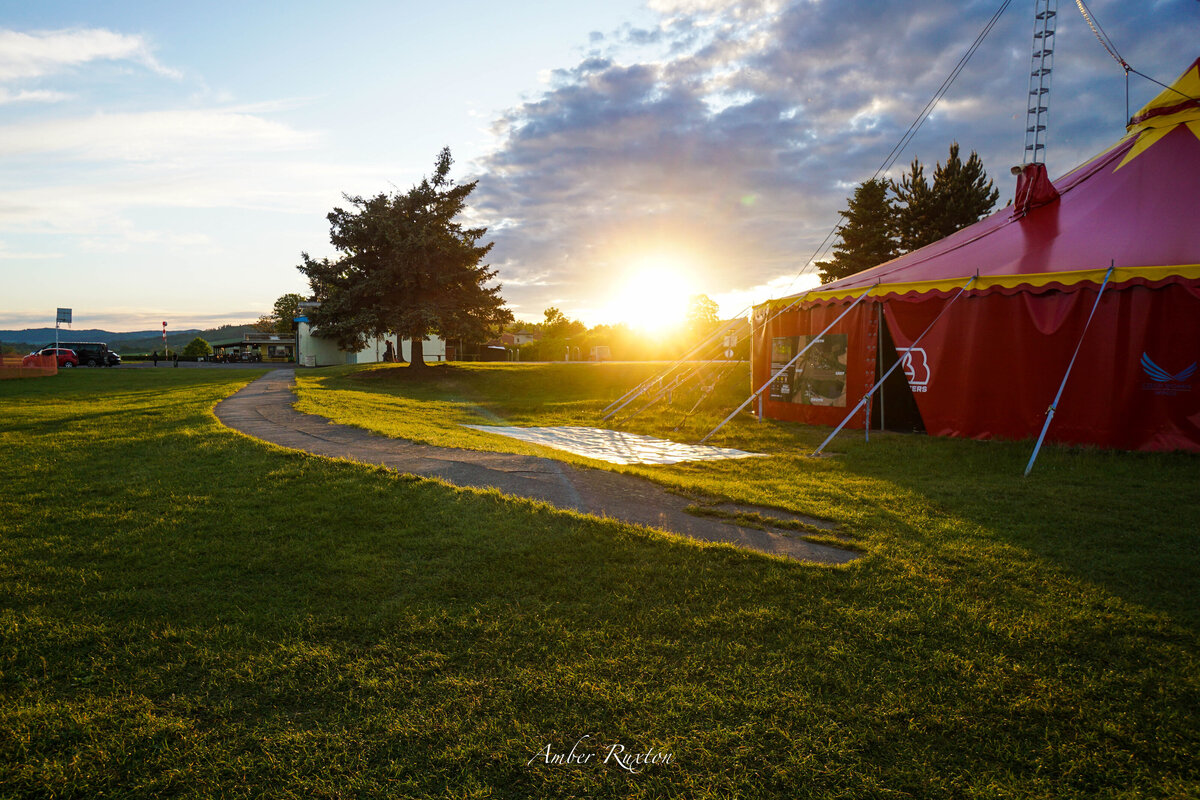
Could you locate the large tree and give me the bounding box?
[892,142,998,253]
[686,293,720,338]
[181,337,212,358]
[254,293,305,333]
[815,178,898,284]
[298,147,512,368]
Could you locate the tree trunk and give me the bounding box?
[410,337,426,369]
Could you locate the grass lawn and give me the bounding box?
[2,365,1198,798]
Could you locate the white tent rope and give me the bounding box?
[699,288,874,444]
[1023,262,1115,476]
[812,274,978,456]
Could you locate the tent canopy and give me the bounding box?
[752,58,1200,451]
[770,57,1200,305]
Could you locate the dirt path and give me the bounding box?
[213,369,857,564]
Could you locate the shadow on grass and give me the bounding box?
[3,369,1199,798]
[295,361,1200,633]
[823,429,1200,633]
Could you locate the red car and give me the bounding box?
[22,347,78,368]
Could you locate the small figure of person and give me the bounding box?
[384,340,395,363]
[173,353,179,368]
[152,350,159,366]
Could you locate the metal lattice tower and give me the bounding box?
[1024,0,1058,163]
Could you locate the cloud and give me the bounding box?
[0,243,63,260]
[0,88,71,104]
[474,0,1197,323]
[0,155,415,240]
[0,107,318,161]
[78,227,214,255]
[0,309,269,332]
[0,27,179,82]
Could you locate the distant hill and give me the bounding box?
[0,327,200,344]
[0,324,262,354]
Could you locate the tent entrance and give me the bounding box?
[872,304,925,434]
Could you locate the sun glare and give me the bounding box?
[604,256,698,334]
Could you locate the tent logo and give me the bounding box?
[1140,352,1195,396]
[898,347,930,392]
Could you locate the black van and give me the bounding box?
[46,341,115,367]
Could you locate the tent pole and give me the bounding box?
[813,275,977,456]
[607,277,845,421]
[1023,262,1115,476]
[865,301,881,442]
[864,304,872,443]
[698,289,873,444]
[602,319,739,420]
[606,276,857,423]
[877,301,886,433]
[621,357,716,424]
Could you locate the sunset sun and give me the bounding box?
[604,256,698,334]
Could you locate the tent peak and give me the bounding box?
[1126,57,1200,132]
[1114,57,1200,171]
[1010,162,1060,218]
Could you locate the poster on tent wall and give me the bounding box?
[753,300,876,429]
[882,283,1200,451]
[769,334,851,407]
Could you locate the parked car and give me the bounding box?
[23,348,78,368]
[105,350,122,367]
[47,341,112,367]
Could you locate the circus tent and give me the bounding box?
[752,57,1200,451]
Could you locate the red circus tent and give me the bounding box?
[752,57,1200,451]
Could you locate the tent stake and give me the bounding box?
[813,275,977,456]
[602,322,733,419]
[607,270,865,425]
[699,288,873,444]
[604,284,823,421]
[1023,262,1115,476]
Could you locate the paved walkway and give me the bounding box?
[213,369,857,564]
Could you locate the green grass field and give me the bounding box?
[2,365,1198,798]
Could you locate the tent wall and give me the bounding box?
[752,301,876,430]
[872,307,925,434]
[881,282,1200,451]
[753,281,1200,451]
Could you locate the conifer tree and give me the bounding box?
[298,148,512,368]
[816,178,898,283]
[892,142,998,252]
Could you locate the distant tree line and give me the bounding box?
[816,143,1000,283]
[253,294,305,334]
[510,295,742,362]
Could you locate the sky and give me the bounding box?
[0,0,1196,332]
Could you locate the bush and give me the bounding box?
[182,337,213,358]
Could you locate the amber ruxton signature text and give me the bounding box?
[527,735,674,774]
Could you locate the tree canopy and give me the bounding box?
[817,143,999,284]
[686,294,720,338]
[298,148,512,367]
[815,179,898,283]
[254,293,305,333]
[182,337,212,358]
[892,142,998,253]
